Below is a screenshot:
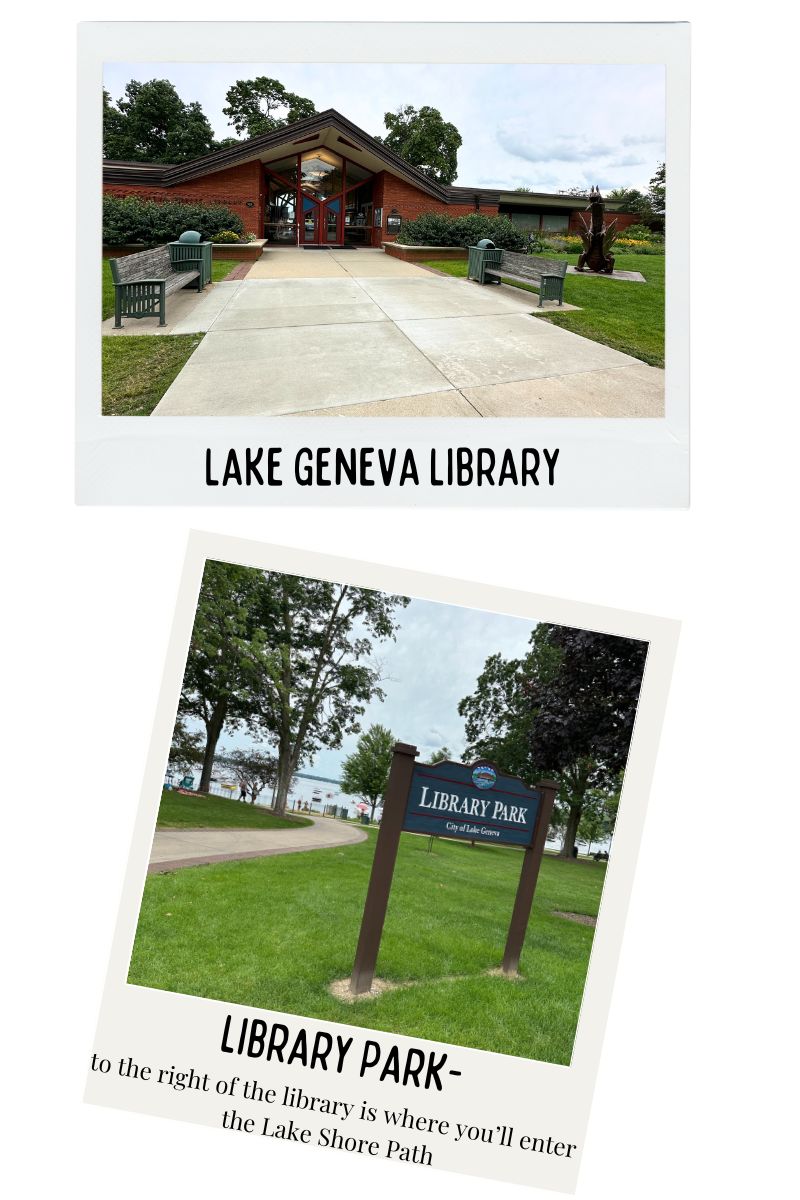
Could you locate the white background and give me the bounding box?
[2,3,796,1199]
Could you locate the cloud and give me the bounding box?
[621,133,663,147]
[607,155,648,168]
[496,126,620,164]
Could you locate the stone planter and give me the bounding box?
[382,242,468,263]
[104,239,266,262]
[210,239,266,262]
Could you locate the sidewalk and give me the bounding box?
[149,813,367,873]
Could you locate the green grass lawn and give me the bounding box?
[102,334,204,416]
[423,252,665,367]
[129,829,605,1064]
[101,257,243,320]
[157,788,314,830]
[101,256,248,415]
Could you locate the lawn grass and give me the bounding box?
[129,829,605,1064]
[101,256,244,320]
[157,788,314,831]
[102,334,204,415]
[423,251,665,367]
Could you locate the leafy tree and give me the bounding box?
[178,561,263,794]
[459,650,537,783]
[428,746,451,764]
[222,77,316,138]
[103,79,216,163]
[168,715,205,777]
[514,186,532,193]
[577,778,620,855]
[647,162,666,224]
[103,88,127,158]
[212,136,244,152]
[377,105,462,185]
[244,575,409,815]
[341,724,395,820]
[223,748,279,805]
[607,186,646,211]
[528,626,647,780]
[460,624,645,859]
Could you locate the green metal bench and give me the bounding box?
[484,251,567,306]
[108,244,205,328]
[468,245,567,306]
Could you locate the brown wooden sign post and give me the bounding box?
[350,742,419,995]
[502,780,558,975]
[350,742,559,995]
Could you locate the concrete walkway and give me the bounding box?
[149,813,367,874]
[137,248,663,418]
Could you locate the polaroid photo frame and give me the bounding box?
[85,530,679,1192]
[78,22,689,507]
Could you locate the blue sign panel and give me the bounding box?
[403,760,541,847]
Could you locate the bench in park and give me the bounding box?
[468,245,567,307]
[108,244,208,328]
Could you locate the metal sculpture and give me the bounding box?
[576,186,617,274]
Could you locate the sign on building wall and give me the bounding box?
[403,760,541,847]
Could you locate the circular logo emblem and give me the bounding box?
[472,764,496,790]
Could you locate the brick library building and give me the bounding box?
[103,108,640,249]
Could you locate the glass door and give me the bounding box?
[323,198,341,244]
[302,195,319,243]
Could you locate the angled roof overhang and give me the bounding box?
[102,108,631,213]
[103,109,451,200]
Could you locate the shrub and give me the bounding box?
[212,230,242,244]
[541,235,584,254]
[399,211,527,251]
[621,223,659,242]
[102,195,244,246]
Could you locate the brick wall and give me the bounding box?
[103,160,264,237]
[567,209,641,234]
[370,171,499,246]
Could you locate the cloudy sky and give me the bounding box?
[214,593,536,782]
[104,62,665,192]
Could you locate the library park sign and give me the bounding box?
[350,743,558,995]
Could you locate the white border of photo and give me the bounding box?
[77,21,689,507]
[85,530,679,1192]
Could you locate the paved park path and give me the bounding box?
[149,814,367,874]
[135,247,663,419]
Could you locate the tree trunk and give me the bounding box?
[273,754,295,816]
[558,803,582,858]
[198,702,227,794]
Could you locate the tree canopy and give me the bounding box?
[178,561,265,793]
[459,624,646,858]
[222,747,279,805]
[527,625,648,783]
[242,573,408,814]
[103,80,217,163]
[377,105,462,185]
[222,77,316,139]
[341,724,395,819]
[176,566,408,813]
[608,165,666,229]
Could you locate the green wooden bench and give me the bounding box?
[484,251,567,307]
[109,245,204,328]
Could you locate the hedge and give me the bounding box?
[398,212,527,251]
[103,195,244,246]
